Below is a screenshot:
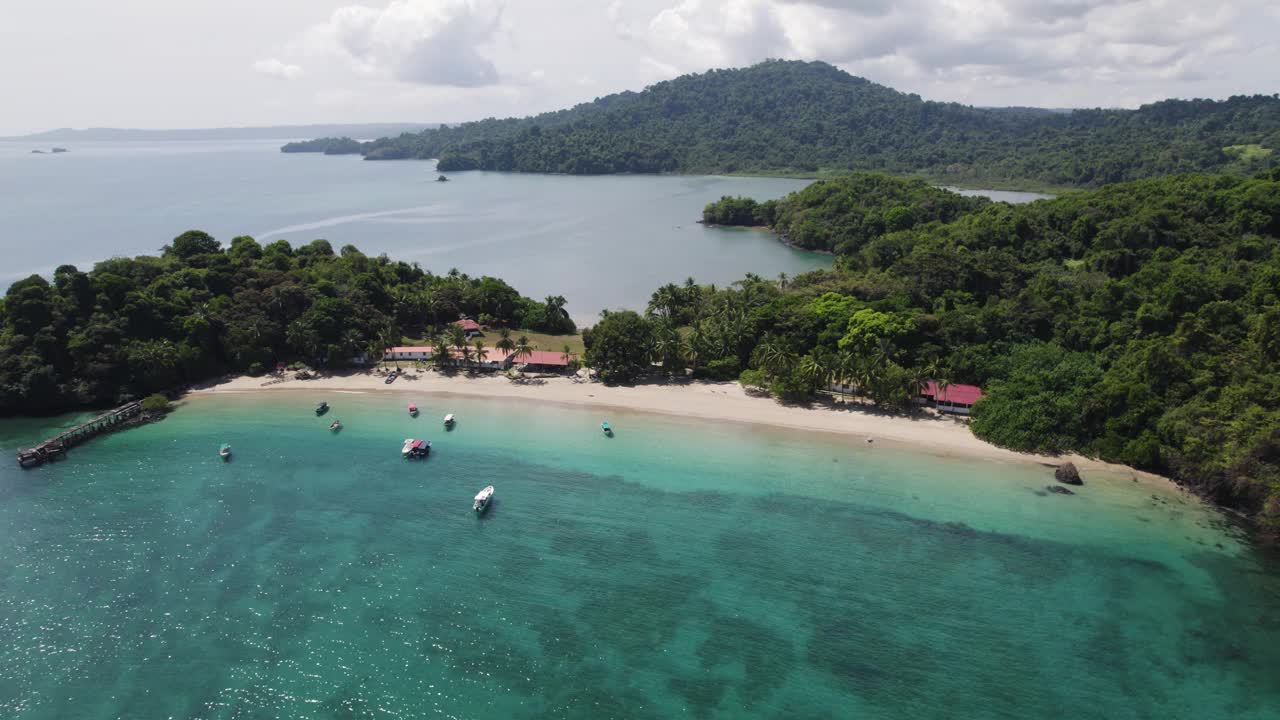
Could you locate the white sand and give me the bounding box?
[190,369,1168,484]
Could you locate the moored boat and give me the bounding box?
[329,420,342,432]
[219,443,232,460]
[443,413,455,428]
[473,485,494,513]
[408,403,418,417]
[316,401,329,415]
[401,438,431,458]
[601,421,613,437]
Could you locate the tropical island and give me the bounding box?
[4,167,1278,537]
[281,59,1279,189]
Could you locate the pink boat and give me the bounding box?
[408,403,418,417]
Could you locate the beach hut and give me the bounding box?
[454,319,482,338]
[918,381,984,415]
[384,346,434,362]
[512,350,576,374]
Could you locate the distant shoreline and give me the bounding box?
[190,369,1181,493]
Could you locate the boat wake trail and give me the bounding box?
[257,204,449,238]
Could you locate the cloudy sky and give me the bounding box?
[2,0,1277,134]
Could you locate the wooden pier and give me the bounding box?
[16,401,143,468]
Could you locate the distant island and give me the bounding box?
[3,123,436,143]
[281,59,1279,189]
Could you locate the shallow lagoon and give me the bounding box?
[1,393,1276,719]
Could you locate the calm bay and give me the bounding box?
[1,393,1278,718]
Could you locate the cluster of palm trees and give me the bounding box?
[645,275,777,375]
[646,274,949,409]
[416,324,538,371]
[752,341,944,408]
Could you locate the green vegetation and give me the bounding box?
[140,393,172,414]
[704,173,990,253]
[0,232,574,414]
[674,169,1280,531]
[1224,144,1274,161]
[583,310,655,384]
[280,137,363,155]
[283,60,1279,188]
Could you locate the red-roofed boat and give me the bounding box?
[401,438,431,458]
[408,403,418,417]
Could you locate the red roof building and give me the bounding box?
[919,381,984,415]
[512,350,576,370]
[454,319,482,337]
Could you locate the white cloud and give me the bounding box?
[305,0,505,87]
[252,57,303,80]
[630,0,1276,106]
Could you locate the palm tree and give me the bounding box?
[647,283,682,322]
[777,272,789,290]
[651,322,684,372]
[514,335,534,365]
[423,330,443,368]
[447,324,468,368]
[473,340,488,370]
[833,351,860,396]
[561,344,574,366]
[756,340,794,378]
[496,327,515,360]
[800,348,835,388]
[683,321,707,373]
[544,295,567,319]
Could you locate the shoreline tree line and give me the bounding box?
[587,168,1280,535]
[0,233,574,415]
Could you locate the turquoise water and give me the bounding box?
[1,393,1277,719]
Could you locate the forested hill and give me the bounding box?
[0,235,574,415]
[282,60,1280,188]
[683,168,1280,533]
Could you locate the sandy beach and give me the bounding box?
[191,369,1167,484]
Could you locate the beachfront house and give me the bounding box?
[512,350,576,374]
[454,319,483,338]
[470,348,512,371]
[917,381,984,416]
[384,346,514,371]
[384,346,434,362]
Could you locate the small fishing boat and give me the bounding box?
[601,421,613,437]
[315,401,329,415]
[473,485,494,513]
[219,443,232,461]
[401,438,431,458]
[384,371,398,384]
[329,420,342,432]
[443,413,455,428]
[408,403,419,417]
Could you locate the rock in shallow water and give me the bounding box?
[1055,462,1083,485]
[1046,485,1075,495]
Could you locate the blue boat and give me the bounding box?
[601,421,613,437]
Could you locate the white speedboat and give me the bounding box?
[444,413,455,428]
[473,485,494,513]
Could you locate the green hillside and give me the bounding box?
[284,60,1280,188]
